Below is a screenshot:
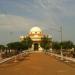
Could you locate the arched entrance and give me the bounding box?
[34,43,38,51]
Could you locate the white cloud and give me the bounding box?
[0,0,75,43]
[0,14,38,31]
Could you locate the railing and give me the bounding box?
[49,53,75,62]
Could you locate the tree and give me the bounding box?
[0,45,5,58]
[21,36,32,50]
[7,37,32,54]
[0,45,5,52]
[40,36,52,52]
[61,41,73,49]
[52,41,74,54]
[7,42,23,54]
[52,41,74,50]
[52,42,61,50]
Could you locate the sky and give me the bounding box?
[0,0,75,44]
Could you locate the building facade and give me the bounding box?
[20,26,52,52]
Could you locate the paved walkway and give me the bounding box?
[0,53,75,75]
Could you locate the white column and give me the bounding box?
[38,43,43,52]
[31,44,34,51]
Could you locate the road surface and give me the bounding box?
[0,52,75,75]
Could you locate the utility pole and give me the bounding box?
[60,25,63,60]
[48,25,63,58]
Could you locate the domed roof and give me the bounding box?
[20,36,24,39]
[30,26,42,32]
[20,36,25,41]
[48,34,52,38]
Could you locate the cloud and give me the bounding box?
[0,14,37,31]
[0,14,50,34]
[0,0,75,24]
[7,0,62,24]
[0,0,65,35]
[0,0,75,44]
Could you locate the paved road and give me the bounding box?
[0,53,75,75]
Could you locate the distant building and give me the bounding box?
[20,26,52,52]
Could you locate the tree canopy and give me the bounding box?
[0,45,5,52]
[52,41,74,49]
[40,36,52,51]
[21,36,33,49]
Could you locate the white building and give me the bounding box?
[20,26,52,52]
